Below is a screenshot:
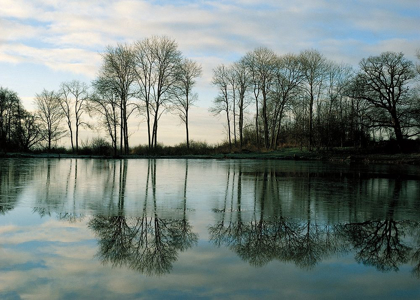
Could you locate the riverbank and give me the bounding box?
[2,148,420,165]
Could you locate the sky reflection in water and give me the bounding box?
[0,158,420,299]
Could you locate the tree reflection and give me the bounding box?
[337,179,415,272]
[89,159,197,276]
[210,166,345,269]
[1,158,420,277]
[210,163,420,274]
[340,220,411,272]
[0,159,41,214]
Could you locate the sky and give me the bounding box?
[0,0,419,146]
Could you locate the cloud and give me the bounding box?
[0,43,102,77]
[1,0,419,78]
[0,0,41,19]
[363,39,420,60]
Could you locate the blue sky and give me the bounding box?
[0,0,419,145]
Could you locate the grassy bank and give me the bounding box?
[2,145,420,165]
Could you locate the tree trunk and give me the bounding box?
[309,94,314,151]
[391,113,404,149]
[75,125,79,154]
[185,113,190,149]
[262,90,269,150]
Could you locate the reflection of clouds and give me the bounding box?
[1,159,420,298]
[0,218,419,299]
[0,218,111,299]
[1,219,91,245]
[0,225,19,234]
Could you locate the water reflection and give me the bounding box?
[210,162,420,274]
[0,158,419,278]
[0,159,37,213]
[89,160,198,276]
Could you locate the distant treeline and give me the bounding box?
[211,49,420,152]
[1,36,419,154]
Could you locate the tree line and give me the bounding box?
[211,49,420,151]
[1,36,419,154]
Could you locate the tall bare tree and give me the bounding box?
[172,58,202,149]
[211,64,233,149]
[322,63,353,148]
[232,59,251,149]
[134,36,182,149]
[243,48,277,149]
[269,54,304,149]
[34,89,65,151]
[299,49,329,151]
[58,80,89,153]
[98,44,136,154]
[352,52,418,148]
[89,77,121,156]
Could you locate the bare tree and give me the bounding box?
[232,60,251,149]
[299,49,329,151]
[58,80,89,153]
[89,77,121,156]
[269,54,304,148]
[243,47,277,149]
[18,110,43,151]
[227,66,237,145]
[134,36,183,149]
[172,58,202,149]
[322,62,353,148]
[211,64,233,149]
[34,89,65,151]
[98,44,136,154]
[352,52,417,148]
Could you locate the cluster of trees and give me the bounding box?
[0,88,42,152]
[0,36,202,154]
[88,36,202,155]
[1,35,419,154]
[211,49,420,150]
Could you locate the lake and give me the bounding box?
[1,158,420,299]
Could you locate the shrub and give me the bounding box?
[79,137,113,156]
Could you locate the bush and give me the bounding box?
[79,137,113,156]
[131,140,215,156]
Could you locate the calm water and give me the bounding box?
[1,158,420,299]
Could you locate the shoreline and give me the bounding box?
[2,151,420,165]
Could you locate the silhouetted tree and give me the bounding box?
[34,89,65,151]
[232,59,252,149]
[243,48,277,149]
[133,36,183,149]
[98,44,136,154]
[211,64,233,149]
[299,49,330,151]
[58,80,90,153]
[351,52,418,148]
[89,78,121,156]
[172,58,202,149]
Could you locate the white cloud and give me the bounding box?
[2,0,418,75]
[0,0,40,19]
[0,43,101,77]
[363,39,420,61]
